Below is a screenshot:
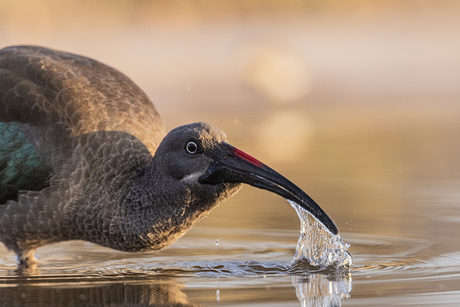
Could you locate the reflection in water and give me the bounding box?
[0,270,353,307]
[292,270,352,307]
[0,279,195,306]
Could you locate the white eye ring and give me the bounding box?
[186,141,198,154]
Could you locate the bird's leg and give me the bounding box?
[15,248,39,268]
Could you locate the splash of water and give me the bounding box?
[289,200,352,269]
[292,273,352,307]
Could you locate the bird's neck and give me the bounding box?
[116,161,216,251]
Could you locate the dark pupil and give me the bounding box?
[187,142,197,153]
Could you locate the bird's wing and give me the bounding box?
[0,46,165,203]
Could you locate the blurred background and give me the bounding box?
[1,0,460,241]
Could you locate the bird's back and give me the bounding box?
[0,46,166,204]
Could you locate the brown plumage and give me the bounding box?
[0,46,337,267]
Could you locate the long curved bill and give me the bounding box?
[199,142,339,235]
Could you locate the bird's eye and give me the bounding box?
[186,141,198,154]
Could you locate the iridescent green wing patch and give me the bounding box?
[0,122,52,203]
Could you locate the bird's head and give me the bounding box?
[153,122,338,235]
